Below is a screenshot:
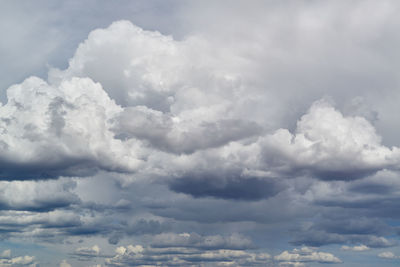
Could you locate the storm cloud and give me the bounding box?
[2,1,400,266]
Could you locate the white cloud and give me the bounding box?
[59,260,71,267]
[2,5,400,265]
[274,247,341,264]
[2,19,400,187]
[0,249,36,266]
[260,100,400,180]
[341,244,370,252]
[378,251,399,259]
[0,75,143,179]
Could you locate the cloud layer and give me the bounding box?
[3,1,400,266]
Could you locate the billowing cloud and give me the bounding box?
[4,1,400,266]
[0,76,140,179]
[1,19,398,190]
[260,100,400,180]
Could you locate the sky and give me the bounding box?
[2,0,400,266]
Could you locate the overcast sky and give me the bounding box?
[2,1,400,266]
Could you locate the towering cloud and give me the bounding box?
[3,1,400,266]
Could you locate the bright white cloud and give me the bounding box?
[260,100,400,180]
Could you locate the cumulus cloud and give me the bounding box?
[0,249,37,267]
[0,76,141,180]
[260,100,400,180]
[4,1,400,266]
[1,18,398,192]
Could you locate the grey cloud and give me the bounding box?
[104,239,271,267]
[1,17,398,189]
[4,1,400,266]
[115,106,262,154]
[150,232,254,250]
[147,192,308,224]
[313,217,390,236]
[0,179,79,212]
[72,245,100,261]
[126,219,170,236]
[291,229,396,248]
[168,173,285,201]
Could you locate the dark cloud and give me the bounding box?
[169,173,285,201]
[0,179,79,212]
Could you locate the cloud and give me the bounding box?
[378,251,399,259]
[274,247,341,264]
[341,244,370,252]
[291,228,396,248]
[4,2,400,266]
[150,232,254,250]
[0,179,79,212]
[59,260,71,267]
[105,244,271,266]
[260,100,400,180]
[1,18,398,192]
[114,106,262,154]
[168,172,285,201]
[0,249,37,267]
[0,76,141,180]
[278,262,305,267]
[72,245,100,260]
